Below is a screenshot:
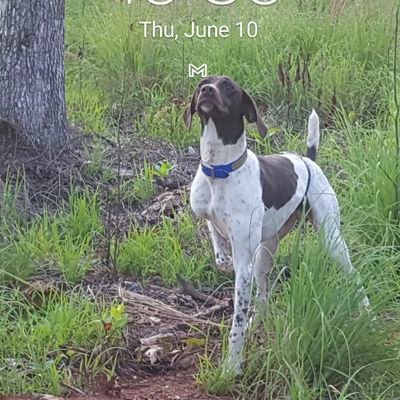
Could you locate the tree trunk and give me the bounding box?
[0,0,67,151]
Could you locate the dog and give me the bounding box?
[184,75,369,374]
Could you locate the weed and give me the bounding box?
[132,163,156,202]
[114,161,157,203]
[153,160,174,178]
[84,139,106,178]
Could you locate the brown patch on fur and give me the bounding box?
[258,155,298,210]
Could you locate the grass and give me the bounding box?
[0,0,400,397]
[200,231,400,399]
[0,189,103,285]
[0,289,124,394]
[65,0,396,142]
[117,211,216,285]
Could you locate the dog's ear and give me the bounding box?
[183,89,198,130]
[242,89,268,137]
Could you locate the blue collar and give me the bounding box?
[201,150,248,179]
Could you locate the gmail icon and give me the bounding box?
[188,64,208,78]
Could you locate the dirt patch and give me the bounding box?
[0,369,234,400]
[0,125,199,225]
[112,370,233,400]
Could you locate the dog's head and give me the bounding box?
[183,76,267,143]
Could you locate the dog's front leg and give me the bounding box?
[225,216,263,375]
[227,254,252,375]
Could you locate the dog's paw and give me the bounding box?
[223,357,243,377]
[216,254,234,273]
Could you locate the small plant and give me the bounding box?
[197,354,237,396]
[84,140,105,177]
[132,172,155,202]
[66,79,109,134]
[197,324,237,396]
[126,160,156,202]
[0,174,28,228]
[55,235,92,284]
[153,160,174,178]
[63,190,103,244]
[102,303,128,332]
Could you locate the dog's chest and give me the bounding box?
[201,156,262,231]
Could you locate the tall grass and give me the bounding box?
[200,229,400,399]
[336,119,400,248]
[66,0,396,141]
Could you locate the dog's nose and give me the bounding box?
[200,85,215,96]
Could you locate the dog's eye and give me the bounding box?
[224,81,234,91]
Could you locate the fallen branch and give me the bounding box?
[60,382,86,396]
[140,331,205,347]
[118,286,225,328]
[140,332,176,347]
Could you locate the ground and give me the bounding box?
[0,126,237,399]
[2,370,234,400]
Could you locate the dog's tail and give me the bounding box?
[306,109,320,161]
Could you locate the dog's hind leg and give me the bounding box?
[254,237,278,305]
[307,165,370,308]
[207,221,233,273]
[247,237,279,327]
[316,214,370,309]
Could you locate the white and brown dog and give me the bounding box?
[184,75,369,374]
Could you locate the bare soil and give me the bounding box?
[1,369,234,400]
[86,368,234,400]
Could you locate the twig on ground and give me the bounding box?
[193,302,230,319]
[60,382,87,396]
[176,274,217,306]
[140,332,176,347]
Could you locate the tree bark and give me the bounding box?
[0,0,67,151]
